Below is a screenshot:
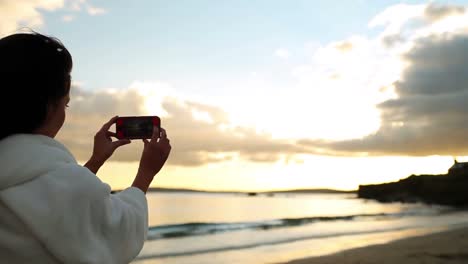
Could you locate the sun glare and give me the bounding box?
[131,81,172,117]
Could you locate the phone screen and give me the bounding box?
[116,116,160,139]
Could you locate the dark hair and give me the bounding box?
[0,32,73,140]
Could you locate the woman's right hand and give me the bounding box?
[132,127,171,193]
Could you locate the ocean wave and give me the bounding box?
[147,208,449,241]
[137,224,456,261]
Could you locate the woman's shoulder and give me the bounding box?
[0,134,75,160]
[0,133,78,190]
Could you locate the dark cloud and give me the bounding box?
[58,86,310,166]
[300,33,468,156]
[397,35,468,96]
[424,3,465,22]
[382,34,405,48]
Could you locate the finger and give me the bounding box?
[164,144,172,155]
[100,116,119,132]
[142,139,149,146]
[160,140,171,151]
[112,140,131,150]
[160,127,167,139]
[163,145,171,161]
[151,126,160,142]
[159,136,170,144]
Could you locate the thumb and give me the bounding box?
[112,139,131,149]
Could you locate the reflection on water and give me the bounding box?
[146,192,415,226]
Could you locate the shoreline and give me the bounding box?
[281,226,468,264]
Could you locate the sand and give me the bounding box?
[283,227,468,264]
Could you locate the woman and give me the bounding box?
[0,32,171,263]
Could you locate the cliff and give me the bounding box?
[358,171,468,207]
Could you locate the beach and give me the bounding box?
[284,227,468,264]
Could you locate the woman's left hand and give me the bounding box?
[84,116,131,174]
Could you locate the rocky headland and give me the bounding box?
[358,170,468,207]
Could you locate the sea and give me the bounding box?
[132,191,468,264]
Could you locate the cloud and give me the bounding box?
[0,0,64,36]
[69,0,107,16]
[87,6,106,16]
[369,4,426,36]
[424,3,466,22]
[371,2,468,49]
[333,41,354,52]
[299,4,468,157]
[0,0,106,36]
[381,34,405,48]
[274,48,290,59]
[58,83,310,166]
[68,0,106,15]
[62,15,75,22]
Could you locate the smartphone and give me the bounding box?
[115,116,161,140]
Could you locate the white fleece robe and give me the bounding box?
[0,134,148,264]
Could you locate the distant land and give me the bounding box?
[111,187,355,195]
[260,188,355,194]
[358,169,468,207]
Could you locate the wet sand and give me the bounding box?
[283,227,468,264]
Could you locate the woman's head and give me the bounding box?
[0,32,73,139]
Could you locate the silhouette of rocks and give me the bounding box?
[358,170,468,207]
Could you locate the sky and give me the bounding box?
[2,0,468,191]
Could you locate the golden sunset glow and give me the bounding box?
[93,155,463,192]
